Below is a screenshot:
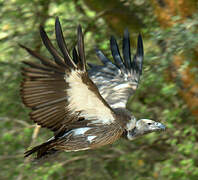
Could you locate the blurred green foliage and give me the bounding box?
[0,0,198,180]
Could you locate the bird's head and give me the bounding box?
[126,119,166,140]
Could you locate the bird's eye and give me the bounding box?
[148,123,152,125]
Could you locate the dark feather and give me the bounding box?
[110,36,126,74]
[39,26,68,68]
[55,17,76,69]
[95,49,111,65]
[24,139,57,158]
[72,47,79,64]
[136,34,144,74]
[22,61,64,74]
[131,34,143,76]
[77,25,86,71]
[137,34,144,58]
[19,44,64,71]
[122,29,131,70]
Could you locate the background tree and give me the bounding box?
[0,0,198,179]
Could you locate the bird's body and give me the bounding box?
[25,110,130,157]
[20,18,165,159]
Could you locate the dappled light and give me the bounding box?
[1,0,198,180]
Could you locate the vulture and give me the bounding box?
[20,17,165,159]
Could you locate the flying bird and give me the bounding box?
[20,17,165,159]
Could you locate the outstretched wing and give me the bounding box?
[20,18,116,136]
[88,30,143,109]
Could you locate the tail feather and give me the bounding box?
[25,140,58,159]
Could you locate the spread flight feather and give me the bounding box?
[88,30,143,108]
[20,18,116,137]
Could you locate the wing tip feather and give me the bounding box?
[124,28,129,38]
[137,34,143,56]
[77,24,86,71]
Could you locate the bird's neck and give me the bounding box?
[128,127,139,140]
[113,108,133,128]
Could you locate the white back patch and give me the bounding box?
[87,135,96,143]
[72,127,91,135]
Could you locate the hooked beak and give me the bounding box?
[152,122,166,131]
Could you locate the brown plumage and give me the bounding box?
[20,17,166,159]
[20,18,129,159]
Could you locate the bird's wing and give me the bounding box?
[20,18,116,136]
[88,30,143,109]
